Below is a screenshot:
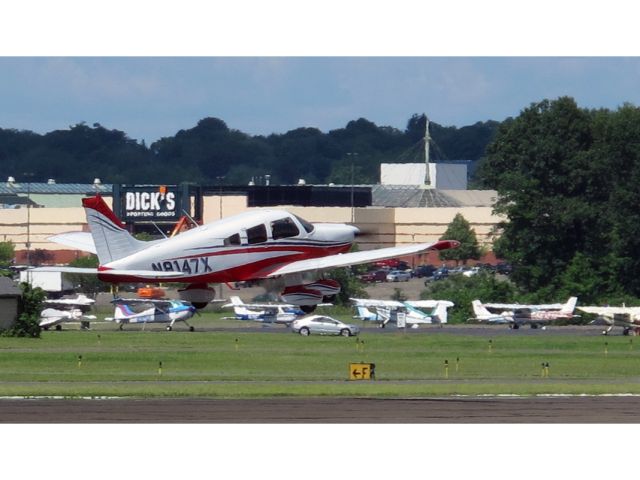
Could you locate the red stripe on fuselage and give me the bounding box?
[97,243,351,284]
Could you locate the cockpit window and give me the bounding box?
[246,224,268,244]
[224,233,241,246]
[271,217,300,240]
[293,214,315,234]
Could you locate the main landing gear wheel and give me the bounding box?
[301,305,317,314]
[189,326,195,332]
[166,325,173,331]
[299,327,310,336]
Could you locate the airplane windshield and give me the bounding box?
[293,214,315,234]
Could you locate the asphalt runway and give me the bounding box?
[1,396,639,423]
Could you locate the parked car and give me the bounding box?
[359,270,388,283]
[386,270,411,282]
[425,267,449,284]
[462,266,481,277]
[413,265,437,278]
[291,315,360,336]
[496,262,512,275]
[374,259,409,270]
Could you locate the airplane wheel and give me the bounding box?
[512,324,520,330]
[340,329,350,337]
[323,295,336,303]
[623,328,630,336]
[55,325,62,331]
[189,326,195,332]
[166,326,173,331]
[299,327,310,336]
[192,302,208,309]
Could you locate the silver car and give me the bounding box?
[291,315,360,337]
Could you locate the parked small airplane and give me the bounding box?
[41,194,459,312]
[470,297,578,329]
[222,296,305,325]
[576,305,640,335]
[106,298,197,331]
[39,294,97,330]
[351,298,454,328]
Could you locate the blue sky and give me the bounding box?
[2,57,640,145]
[2,2,640,145]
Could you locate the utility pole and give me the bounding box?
[346,152,358,223]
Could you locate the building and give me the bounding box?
[0,276,21,330]
[0,177,503,265]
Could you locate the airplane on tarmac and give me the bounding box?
[106,298,197,331]
[351,298,454,328]
[222,296,306,325]
[470,297,578,329]
[40,194,459,312]
[39,294,97,330]
[576,305,640,336]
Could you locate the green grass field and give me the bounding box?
[2,318,640,397]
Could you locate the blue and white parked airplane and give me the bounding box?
[222,296,305,325]
[106,298,197,331]
[351,298,454,328]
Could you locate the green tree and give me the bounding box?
[423,272,518,324]
[0,241,14,265]
[438,213,481,265]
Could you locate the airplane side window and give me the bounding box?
[224,233,241,246]
[271,217,300,240]
[293,214,315,234]
[246,224,267,244]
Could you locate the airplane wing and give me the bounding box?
[483,301,564,310]
[350,298,406,308]
[48,232,97,254]
[406,300,455,308]
[263,240,458,278]
[29,266,186,280]
[577,306,640,315]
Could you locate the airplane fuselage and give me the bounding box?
[98,209,355,284]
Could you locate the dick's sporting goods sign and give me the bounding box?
[121,186,181,221]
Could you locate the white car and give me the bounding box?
[291,315,360,336]
[463,266,481,277]
[386,269,411,282]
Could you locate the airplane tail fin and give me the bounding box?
[472,300,492,318]
[433,302,450,324]
[561,296,578,315]
[230,296,244,306]
[82,195,148,264]
[114,303,135,319]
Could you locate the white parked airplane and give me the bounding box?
[222,295,305,325]
[41,194,459,312]
[351,298,454,328]
[106,298,197,331]
[39,294,97,330]
[576,305,640,335]
[470,297,578,329]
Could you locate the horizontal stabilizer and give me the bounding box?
[29,266,185,279]
[47,232,97,254]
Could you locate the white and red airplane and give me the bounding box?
[471,297,578,329]
[42,194,458,311]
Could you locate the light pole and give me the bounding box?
[346,153,358,223]
[23,173,34,266]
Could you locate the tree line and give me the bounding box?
[0,115,498,186]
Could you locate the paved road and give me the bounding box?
[1,396,639,423]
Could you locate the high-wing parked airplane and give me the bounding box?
[106,298,197,331]
[576,305,640,335]
[470,297,578,329]
[40,194,458,312]
[39,294,97,330]
[222,295,305,325]
[351,298,454,328]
